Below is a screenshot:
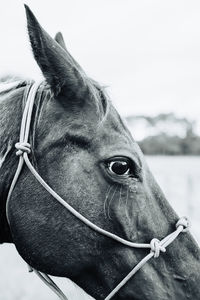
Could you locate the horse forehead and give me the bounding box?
[97,110,134,148]
[44,100,134,149]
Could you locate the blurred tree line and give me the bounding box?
[126,113,200,155]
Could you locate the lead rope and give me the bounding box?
[6,82,190,300]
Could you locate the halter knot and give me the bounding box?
[176,216,190,232]
[150,238,166,258]
[15,142,31,156]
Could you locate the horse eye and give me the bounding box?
[108,159,131,176]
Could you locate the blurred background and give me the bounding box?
[0,0,200,299]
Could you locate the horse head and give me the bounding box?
[1,5,200,300]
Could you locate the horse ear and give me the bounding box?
[24,5,88,98]
[54,32,67,51]
[54,32,84,72]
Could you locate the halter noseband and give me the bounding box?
[6,82,190,300]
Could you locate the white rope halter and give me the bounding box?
[6,82,190,300]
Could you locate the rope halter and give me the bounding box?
[150,238,166,258]
[176,217,190,232]
[6,82,191,300]
[15,142,31,156]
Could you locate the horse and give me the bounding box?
[0,5,200,300]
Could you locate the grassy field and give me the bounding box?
[0,156,199,300]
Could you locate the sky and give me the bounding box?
[1,0,200,130]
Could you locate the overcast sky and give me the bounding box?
[1,0,200,128]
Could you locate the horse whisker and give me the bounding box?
[125,186,130,221]
[104,186,114,219]
[107,186,118,220]
[118,185,122,207]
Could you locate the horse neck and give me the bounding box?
[0,82,27,243]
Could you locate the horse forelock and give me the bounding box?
[93,83,110,122]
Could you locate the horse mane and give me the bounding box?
[0,74,22,83]
[0,76,29,96]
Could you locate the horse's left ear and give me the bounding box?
[54,32,83,71]
[24,5,88,99]
[55,32,67,51]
